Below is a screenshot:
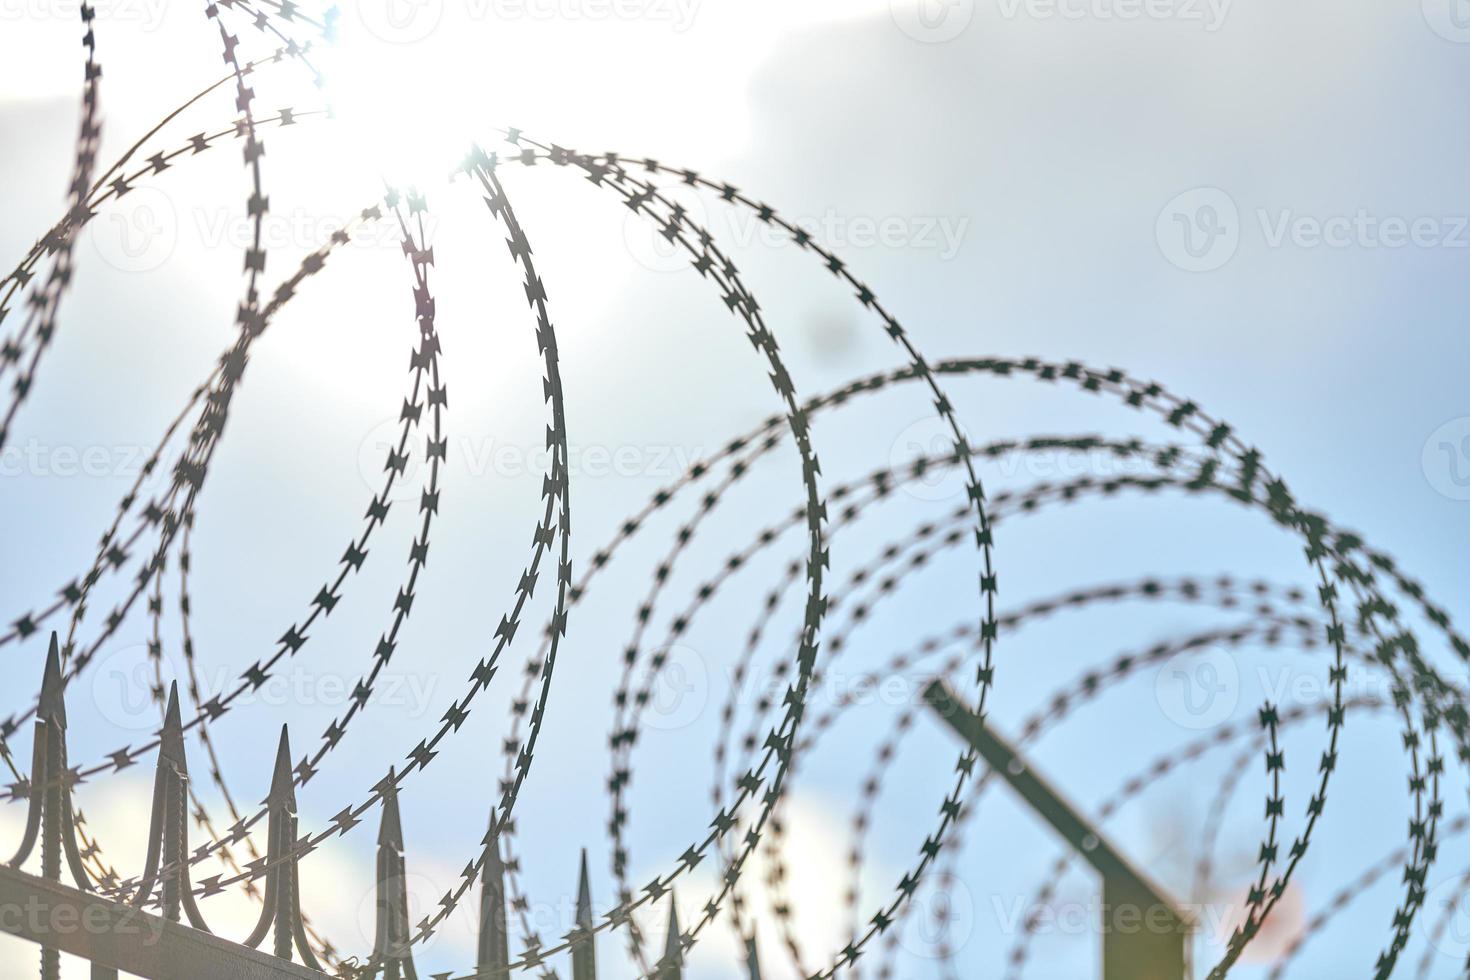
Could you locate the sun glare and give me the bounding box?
[316,33,487,189]
[311,0,894,189]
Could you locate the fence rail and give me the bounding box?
[0,862,325,980]
[1,634,626,980]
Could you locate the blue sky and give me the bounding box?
[2,1,1470,977]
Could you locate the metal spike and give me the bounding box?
[131,681,209,932]
[9,633,92,899]
[37,632,66,729]
[657,892,682,980]
[378,771,404,852]
[371,769,417,979]
[265,724,296,812]
[571,849,596,980]
[476,811,509,975]
[242,725,321,969]
[34,633,68,980]
[157,682,187,773]
[744,934,762,980]
[9,642,53,870]
[575,850,592,928]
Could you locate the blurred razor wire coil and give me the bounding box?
[1,3,1467,979]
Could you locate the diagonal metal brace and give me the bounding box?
[922,680,1193,980]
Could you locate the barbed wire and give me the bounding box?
[1,9,1467,979]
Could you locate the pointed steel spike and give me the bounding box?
[575,848,593,928]
[744,934,762,980]
[476,810,509,973]
[157,682,187,772]
[244,725,304,957]
[572,849,596,980]
[35,633,68,980]
[481,812,503,876]
[265,724,296,812]
[660,892,682,977]
[480,808,499,849]
[378,767,404,851]
[372,766,417,976]
[38,632,67,728]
